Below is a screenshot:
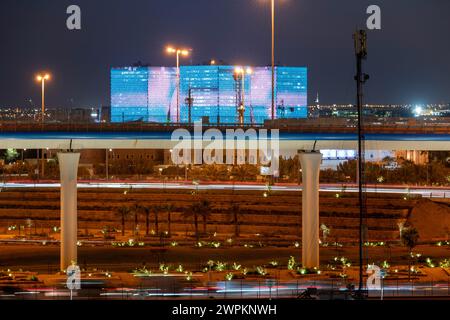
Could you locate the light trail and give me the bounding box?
[1,182,449,198]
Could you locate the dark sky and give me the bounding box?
[0,0,449,108]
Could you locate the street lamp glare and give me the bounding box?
[234,67,252,75]
[181,50,190,56]
[37,74,51,82]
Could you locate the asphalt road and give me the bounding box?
[1,182,449,198]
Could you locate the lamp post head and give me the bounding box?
[166,47,176,54]
[166,46,190,57]
[36,74,51,82]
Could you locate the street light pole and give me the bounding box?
[167,46,190,123]
[41,78,45,121]
[36,74,50,178]
[176,50,180,123]
[271,0,275,120]
[234,67,252,126]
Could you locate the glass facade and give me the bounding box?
[111,66,307,123]
[111,67,150,122]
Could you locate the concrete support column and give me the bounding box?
[58,152,80,271]
[299,152,322,269]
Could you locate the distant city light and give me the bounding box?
[414,105,423,116]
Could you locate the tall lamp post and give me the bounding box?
[234,67,253,125]
[36,73,50,178]
[271,0,276,120]
[166,46,190,123]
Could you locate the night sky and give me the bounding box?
[0,0,449,108]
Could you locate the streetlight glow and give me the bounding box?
[166,47,176,54]
[35,73,51,120]
[234,67,252,75]
[36,74,50,82]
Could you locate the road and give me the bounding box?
[1,277,449,300]
[1,182,449,198]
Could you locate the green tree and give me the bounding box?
[4,149,19,163]
[337,160,357,182]
[279,155,300,182]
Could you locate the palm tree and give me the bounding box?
[131,203,142,236]
[183,203,201,242]
[401,226,420,281]
[199,200,212,235]
[165,203,175,237]
[141,205,151,236]
[230,203,242,237]
[116,206,131,236]
[153,205,164,236]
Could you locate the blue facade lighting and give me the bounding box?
[111,66,307,124]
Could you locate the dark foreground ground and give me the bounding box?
[0,244,449,300]
[0,244,448,272]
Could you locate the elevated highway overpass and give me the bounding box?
[0,121,450,150]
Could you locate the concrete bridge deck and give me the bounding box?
[0,120,449,150]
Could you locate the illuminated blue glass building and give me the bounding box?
[111,66,307,123]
